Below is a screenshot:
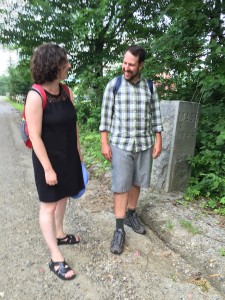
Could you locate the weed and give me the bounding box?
[176,199,189,207]
[219,248,225,256]
[171,275,177,282]
[79,126,110,175]
[166,220,174,230]
[179,219,201,235]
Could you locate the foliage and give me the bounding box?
[75,100,101,131]
[74,69,113,106]
[79,126,110,174]
[7,60,32,95]
[0,75,8,95]
[219,248,225,257]
[179,219,201,235]
[0,0,163,102]
[145,0,225,105]
[1,0,224,105]
[184,103,225,212]
[166,220,174,230]
[144,0,225,213]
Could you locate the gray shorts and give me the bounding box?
[111,144,152,193]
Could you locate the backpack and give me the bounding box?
[21,83,70,149]
[113,75,154,96]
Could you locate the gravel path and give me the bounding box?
[0,97,224,300]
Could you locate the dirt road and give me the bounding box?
[0,97,224,300]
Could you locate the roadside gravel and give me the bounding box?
[0,97,224,300]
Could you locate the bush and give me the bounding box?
[75,100,101,131]
[185,102,225,213]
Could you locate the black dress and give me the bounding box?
[32,85,84,202]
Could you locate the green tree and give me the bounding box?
[1,0,224,104]
[0,0,165,102]
[148,0,225,210]
[0,75,8,95]
[145,0,225,104]
[8,61,32,95]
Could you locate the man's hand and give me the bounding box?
[100,131,112,161]
[102,142,112,161]
[152,132,162,159]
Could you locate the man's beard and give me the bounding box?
[123,70,140,82]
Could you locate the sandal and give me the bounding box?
[57,234,80,245]
[49,260,76,281]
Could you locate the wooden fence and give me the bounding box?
[11,94,26,105]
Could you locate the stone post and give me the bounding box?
[150,100,200,192]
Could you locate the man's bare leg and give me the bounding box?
[127,185,140,210]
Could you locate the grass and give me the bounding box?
[4,97,24,112]
[166,220,174,230]
[179,219,201,235]
[219,248,225,257]
[79,126,110,175]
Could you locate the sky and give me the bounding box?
[0,46,18,75]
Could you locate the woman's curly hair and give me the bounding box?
[31,43,68,84]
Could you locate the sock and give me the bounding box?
[127,208,136,217]
[116,218,125,231]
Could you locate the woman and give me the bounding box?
[25,43,84,280]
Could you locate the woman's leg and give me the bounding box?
[55,197,80,243]
[54,197,67,239]
[39,200,75,278]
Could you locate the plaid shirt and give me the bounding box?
[99,75,163,152]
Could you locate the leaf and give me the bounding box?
[220,197,225,205]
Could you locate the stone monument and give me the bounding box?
[150,100,200,192]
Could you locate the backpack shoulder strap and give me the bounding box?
[113,75,122,96]
[147,79,154,95]
[113,76,153,95]
[30,83,71,107]
[60,83,70,98]
[31,84,47,109]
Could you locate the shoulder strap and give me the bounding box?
[22,83,71,120]
[31,84,47,109]
[113,75,122,96]
[147,79,154,95]
[113,76,154,95]
[30,83,71,108]
[22,84,46,119]
[60,83,70,98]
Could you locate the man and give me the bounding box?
[99,45,163,255]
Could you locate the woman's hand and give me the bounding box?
[45,168,58,186]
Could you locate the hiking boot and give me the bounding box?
[110,229,125,255]
[125,212,146,234]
